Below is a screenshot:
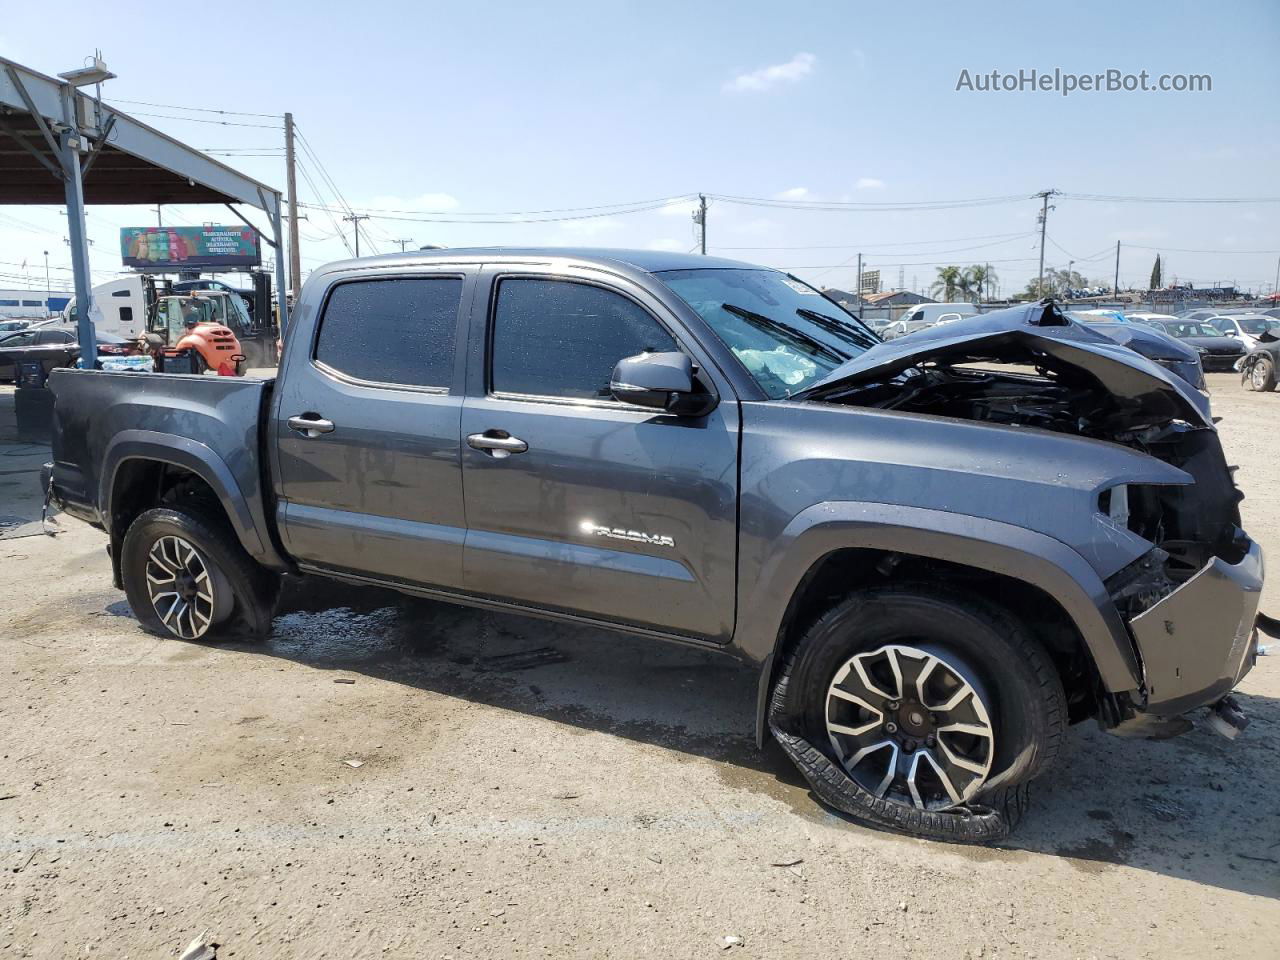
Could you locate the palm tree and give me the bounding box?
[966,265,998,302]
[931,265,963,301]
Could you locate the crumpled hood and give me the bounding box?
[797,301,1213,429]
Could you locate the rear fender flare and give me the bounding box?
[101,430,276,565]
[746,501,1142,745]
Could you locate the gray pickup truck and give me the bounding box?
[44,248,1269,842]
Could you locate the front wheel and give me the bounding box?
[1247,355,1276,392]
[770,584,1066,841]
[121,505,278,640]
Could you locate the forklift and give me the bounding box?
[140,293,245,376]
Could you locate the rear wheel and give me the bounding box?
[121,505,278,640]
[770,584,1065,841]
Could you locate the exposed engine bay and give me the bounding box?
[795,307,1248,611]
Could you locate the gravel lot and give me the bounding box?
[2,373,1277,959]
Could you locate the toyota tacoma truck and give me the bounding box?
[43,248,1270,842]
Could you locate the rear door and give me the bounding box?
[34,329,76,373]
[272,268,473,589]
[459,267,740,642]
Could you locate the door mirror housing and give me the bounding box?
[610,351,717,416]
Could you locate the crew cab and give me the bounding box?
[43,249,1269,842]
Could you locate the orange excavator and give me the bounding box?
[140,295,246,376]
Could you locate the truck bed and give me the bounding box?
[47,369,280,564]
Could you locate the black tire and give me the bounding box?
[769,584,1065,842]
[121,504,279,641]
[1247,355,1276,392]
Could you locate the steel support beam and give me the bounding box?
[59,83,94,367]
[270,192,289,336]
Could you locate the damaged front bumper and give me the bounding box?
[1127,539,1264,723]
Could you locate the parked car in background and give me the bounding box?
[1176,308,1225,323]
[1124,312,1180,326]
[1239,328,1279,392]
[1067,311,1207,394]
[0,318,31,333]
[1142,319,1246,371]
[0,325,133,381]
[43,249,1267,842]
[882,304,980,341]
[1209,314,1280,352]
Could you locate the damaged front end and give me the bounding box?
[797,301,1268,736]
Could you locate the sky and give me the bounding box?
[2,0,1278,299]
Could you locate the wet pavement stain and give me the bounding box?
[1055,826,1137,872]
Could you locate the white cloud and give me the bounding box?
[723,52,815,94]
[647,238,685,252]
[367,192,460,212]
[855,177,885,190]
[731,218,779,237]
[774,187,809,200]
[658,198,700,218]
[557,216,622,237]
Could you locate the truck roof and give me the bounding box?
[315,247,760,275]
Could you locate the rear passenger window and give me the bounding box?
[490,278,677,400]
[314,277,461,388]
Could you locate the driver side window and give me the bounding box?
[490,278,678,400]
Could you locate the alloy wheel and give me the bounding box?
[825,644,995,811]
[1252,360,1270,391]
[145,535,218,639]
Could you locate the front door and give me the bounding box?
[272,271,471,589]
[460,271,739,642]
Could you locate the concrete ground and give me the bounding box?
[1,373,1277,959]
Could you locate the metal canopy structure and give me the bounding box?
[0,55,288,362]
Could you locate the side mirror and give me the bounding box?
[610,351,717,417]
[935,313,963,324]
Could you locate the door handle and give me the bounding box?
[288,414,335,437]
[467,431,528,458]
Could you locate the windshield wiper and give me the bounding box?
[720,303,849,364]
[795,308,878,350]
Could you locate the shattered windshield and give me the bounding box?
[657,268,877,398]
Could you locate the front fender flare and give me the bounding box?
[101,430,283,569]
[743,501,1141,745]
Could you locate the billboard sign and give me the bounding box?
[120,225,261,269]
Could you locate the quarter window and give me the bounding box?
[490,278,677,400]
[314,277,462,388]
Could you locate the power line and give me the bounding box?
[712,192,1031,212]
[120,110,282,129]
[713,230,1034,251]
[297,193,696,218]
[106,97,280,119]
[1061,192,1280,204]
[295,158,355,257]
[296,198,682,225]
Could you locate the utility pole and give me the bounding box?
[1114,241,1121,297]
[284,112,302,300]
[855,253,863,308]
[154,204,162,227]
[694,194,708,254]
[984,262,991,302]
[1035,189,1057,299]
[43,250,50,294]
[393,238,415,252]
[342,213,370,257]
